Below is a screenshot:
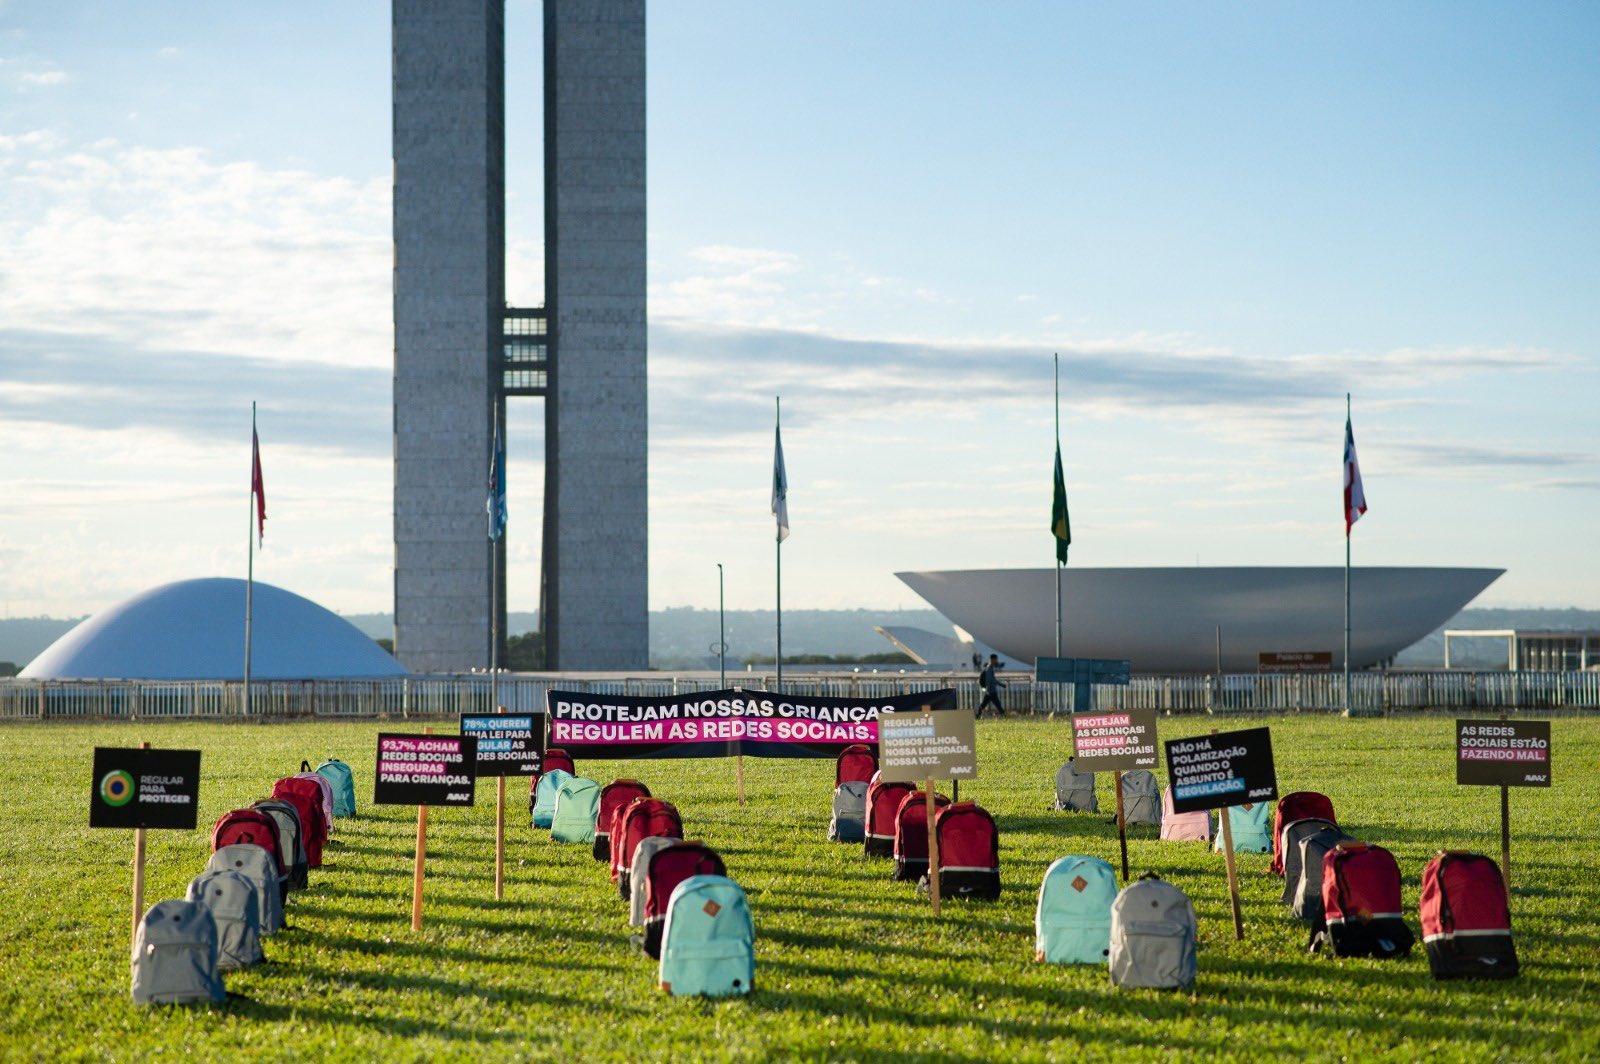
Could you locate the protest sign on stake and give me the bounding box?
[1072,708,1159,881]
[461,709,541,900]
[1456,716,1550,888]
[878,705,977,916]
[90,742,201,940]
[375,728,476,929]
[1165,726,1277,941]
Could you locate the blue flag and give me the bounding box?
[488,420,507,540]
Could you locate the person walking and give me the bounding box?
[978,654,1006,718]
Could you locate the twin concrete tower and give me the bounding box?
[392,0,648,672]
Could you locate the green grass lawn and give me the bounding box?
[1,716,1596,1061]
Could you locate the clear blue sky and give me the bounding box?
[1,1,1596,618]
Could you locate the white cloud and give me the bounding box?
[0,134,390,369]
[17,69,67,88]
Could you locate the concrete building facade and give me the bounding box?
[541,0,649,669]
[391,0,647,673]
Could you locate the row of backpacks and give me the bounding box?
[1268,790,1518,978]
[828,744,1004,901]
[130,759,357,1006]
[1045,773,1520,984]
[526,749,757,998]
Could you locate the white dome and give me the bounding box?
[21,578,406,680]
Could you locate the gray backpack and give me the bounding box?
[629,834,681,929]
[130,900,225,1005]
[207,844,285,936]
[1109,874,1198,990]
[1054,761,1098,813]
[1120,771,1161,827]
[1293,825,1355,925]
[1278,819,1339,907]
[186,870,264,970]
[829,781,868,843]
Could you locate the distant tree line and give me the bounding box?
[740,652,913,666]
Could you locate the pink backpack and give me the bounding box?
[1159,786,1212,842]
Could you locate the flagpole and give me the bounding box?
[775,396,783,694]
[490,402,500,714]
[244,401,255,719]
[1054,354,1063,658]
[1344,392,1352,715]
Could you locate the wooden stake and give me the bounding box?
[1212,727,1244,940]
[1498,710,1511,888]
[411,726,432,931]
[131,740,150,942]
[736,753,746,807]
[495,774,506,901]
[922,705,941,914]
[1114,770,1129,882]
[1500,784,1511,889]
[494,706,506,902]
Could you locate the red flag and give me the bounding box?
[252,426,266,546]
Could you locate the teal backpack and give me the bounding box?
[550,777,601,843]
[532,769,572,829]
[1035,855,1118,964]
[658,875,754,998]
[1214,801,1273,854]
[313,759,356,818]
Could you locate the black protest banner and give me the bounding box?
[90,747,201,830]
[1457,719,1551,788]
[1165,727,1278,814]
[544,688,957,760]
[374,733,477,807]
[460,713,544,777]
[1071,709,1160,772]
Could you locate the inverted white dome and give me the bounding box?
[21,578,406,680]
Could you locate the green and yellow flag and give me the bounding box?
[1051,443,1071,564]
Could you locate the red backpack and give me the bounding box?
[640,841,727,959]
[835,744,877,787]
[211,809,286,880]
[294,766,336,830]
[930,802,1000,900]
[892,790,952,882]
[271,778,328,869]
[1420,851,1518,979]
[611,798,683,895]
[1271,791,1336,875]
[864,775,915,858]
[593,780,651,863]
[1314,842,1413,958]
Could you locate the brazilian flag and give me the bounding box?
[1051,443,1071,564]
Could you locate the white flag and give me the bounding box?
[771,423,789,543]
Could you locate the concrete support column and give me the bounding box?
[393,0,505,672]
[542,0,649,669]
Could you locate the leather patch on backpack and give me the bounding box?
[703,899,722,917]
[1071,875,1088,893]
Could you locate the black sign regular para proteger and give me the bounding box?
[1165,727,1278,814]
[374,733,477,807]
[89,747,201,830]
[460,713,543,777]
[1456,719,1551,788]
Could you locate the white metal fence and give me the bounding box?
[2,670,1598,722]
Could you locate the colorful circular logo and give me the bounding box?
[99,770,135,807]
